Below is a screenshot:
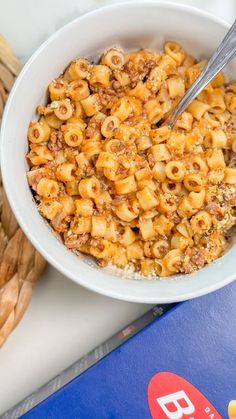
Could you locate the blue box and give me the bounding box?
[5,283,236,419]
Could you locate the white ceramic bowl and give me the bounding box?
[1,1,236,303]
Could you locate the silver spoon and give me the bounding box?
[165,19,236,128]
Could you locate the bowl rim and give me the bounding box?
[1,1,235,304]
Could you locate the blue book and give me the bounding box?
[5,282,236,419]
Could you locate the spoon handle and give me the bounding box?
[165,19,236,128]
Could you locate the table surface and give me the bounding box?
[0,0,235,414]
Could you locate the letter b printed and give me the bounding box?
[157,390,195,419]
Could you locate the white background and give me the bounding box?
[0,0,235,415]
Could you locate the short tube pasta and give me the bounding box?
[121,226,136,246]
[152,162,166,181]
[71,217,91,234]
[96,152,118,171]
[224,168,236,184]
[39,201,63,220]
[209,129,227,148]
[102,48,125,70]
[115,175,137,195]
[167,76,185,98]
[54,99,73,121]
[146,67,167,93]
[225,92,236,114]
[139,218,156,240]
[26,43,236,278]
[60,195,75,216]
[81,94,101,116]
[171,233,190,250]
[190,211,212,233]
[37,178,59,198]
[101,116,120,138]
[150,144,171,162]
[188,190,206,209]
[127,241,144,261]
[56,163,75,182]
[66,80,90,101]
[175,112,193,131]
[75,199,94,217]
[144,99,163,123]
[164,41,186,65]
[207,88,226,113]
[64,127,83,147]
[178,196,198,218]
[79,177,101,198]
[111,96,134,121]
[49,78,67,101]
[163,249,183,273]
[161,180,182,195]
[114,202,138,222]
[82,140,102,159]
[137,187,159,211]
[91,216,107,237]
[151,240,169,258]
[184,174,204,192]
[67,58,91,80]
[89,65,111,88]
[189,155,208,173]
[207,149,225,169]
[187,100,210,120]
[28,121,51,143]
[165,161,185,181]
[136,135,152,151]
[128,81,151,102]
[27,145,53,165]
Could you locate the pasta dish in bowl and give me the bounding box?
[26,43,236,278]
[1,2,236,302]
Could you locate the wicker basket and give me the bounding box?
[0,36,46,347]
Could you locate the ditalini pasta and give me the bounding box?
[26,43,236,277]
